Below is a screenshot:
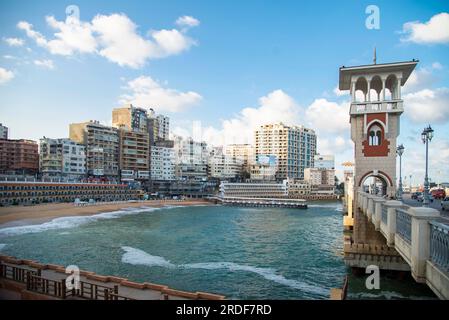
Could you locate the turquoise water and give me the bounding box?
[0,202,436,299]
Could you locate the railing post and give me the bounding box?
[61,279,66,299]
[408,207,440,283]
[373,198,386,231]
[382,200,404,245]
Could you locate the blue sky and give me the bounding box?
[0,0,448,184]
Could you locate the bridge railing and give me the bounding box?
[396,208,412,245]
[429,221,449,275]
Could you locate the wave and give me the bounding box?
[121,246,175,268]
[0,243,6,251]
[120,246,327,297]
[0,207,159,237]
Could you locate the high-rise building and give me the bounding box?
[174,135,208,181]
[225,144,253,171]
[118,128,150,181]
[254,123,316,180]
[314,154,335,169]
[39,138,86,178]
[112,104,148,132]
[157,115,170,141]
[69,121,119,178]
[150,146,176,181]
[0,123,8,139]
[0,139,39,175]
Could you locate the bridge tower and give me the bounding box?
[339,57,418,248]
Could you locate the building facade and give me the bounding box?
[174,136,208,181]
[0,124,8,139]
[39,138,86,178]
[112,104,149,132]
[219,181,288,199]
[150,146,176,181]
[254,123,316,180]
[208,154,243,180]
[69,121,120,179]
[118,128,150,181]
[225,144,253,171]
[0,181,141,206]
[0,139,39,175]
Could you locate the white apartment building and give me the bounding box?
[157,115,170,141]
[254,123,316,180]
[208,154,243,179]
[174,136,208,181]
[150,146,176,181]
[39,138,86,177]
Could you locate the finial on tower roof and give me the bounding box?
[373,47,377,65]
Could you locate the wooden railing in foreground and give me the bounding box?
[1,263,135,300]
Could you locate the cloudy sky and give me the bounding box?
[0,0,448,184]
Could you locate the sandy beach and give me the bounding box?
[0,199,211,227]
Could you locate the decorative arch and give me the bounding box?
[355,76,368,102]
[385,74,398,100]
[358,170,393,187]
[362,121,390,157]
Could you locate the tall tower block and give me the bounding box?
[339,59,417,245]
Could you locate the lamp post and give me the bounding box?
[421,125,434,207]
[396,144,404,201]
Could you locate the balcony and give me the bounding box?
[350,100,403,115]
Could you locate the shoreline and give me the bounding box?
[0,200,211,228]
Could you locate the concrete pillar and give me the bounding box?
[381,78,386,101]
[367,197,374,221]
[351,81,356,102]
[367,80,371,102]
[397,77,402,100]
[384,200,403,246]
[408,207,440,283]
[373,198,386,231]
[362,194,368,213]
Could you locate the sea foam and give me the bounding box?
[120,246,328,296]
[0,243,6,251]
[0,207,159,237]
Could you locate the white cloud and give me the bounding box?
[305,98,350,134]
[333,86,348,96]
[200,90,301,146]
[176,16,200,31]
[44,15,97,55]
[401,12,449,44]
[17,14,199,68]
[404,88,449,124]
[432,62,443,70]
[34,59,54,69]
[0,67,14,84]
[119,75,202,113]
[3,37,24,46]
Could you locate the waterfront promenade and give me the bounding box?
[0,255,225,300]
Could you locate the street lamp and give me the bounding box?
[421,125,434,207]
[396,144,404,201]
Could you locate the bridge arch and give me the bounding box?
[358,170,393,197]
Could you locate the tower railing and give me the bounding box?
[350,100,403,115]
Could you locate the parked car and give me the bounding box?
[441,197,449,211]
[411,192,422,200]
[431,189,446,200]
[417,194,434,202]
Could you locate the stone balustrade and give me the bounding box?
[356,190,449,299]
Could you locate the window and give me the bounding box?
[368,124,382,146]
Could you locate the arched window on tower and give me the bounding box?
[368,124,382,146]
